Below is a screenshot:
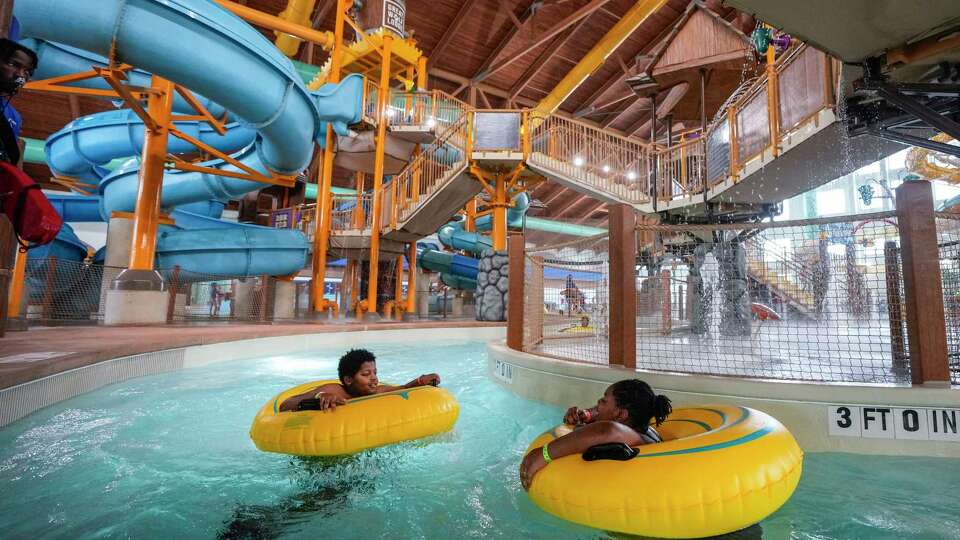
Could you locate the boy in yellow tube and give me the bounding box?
[519,380,672,490]
[278,348,440,412]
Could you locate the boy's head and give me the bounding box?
[338,348,379,396]
[0,39,37,95]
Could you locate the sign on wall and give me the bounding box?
[828,405,960,442]
[383,0,405,36]
[493,359,514,384]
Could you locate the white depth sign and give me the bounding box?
[828,405,960,442]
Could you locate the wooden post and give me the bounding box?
[166,266,180,323]
[608,204,637,368]
[884,240,906,363]
[507,233,526,350]
[660,269,671,335]
[895,180,950,385]
[0,0,13,40]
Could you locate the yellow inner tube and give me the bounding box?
[558,325,594,334]
[250,380,460,456]
[524,405,803,539]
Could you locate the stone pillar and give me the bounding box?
[273,280,296,320]
[475,249,509,321]
[102,216,168,325]
[717,240,751,336]
[896,179,950,386]
[416,269,430,318]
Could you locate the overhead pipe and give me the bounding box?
[532,0,669,119]
[274,0,319,57]
[213,0,333,51]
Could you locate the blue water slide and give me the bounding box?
[45,193,103,223]
[45,109,256,181]
[16,0,364,278]
[156,226,308,278]
[20,38,227,117]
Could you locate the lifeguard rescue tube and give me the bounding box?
[250,380,460,456]
[523,406,803,539]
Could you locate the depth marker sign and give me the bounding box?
[828,405,960,442]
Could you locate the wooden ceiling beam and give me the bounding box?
[541,185,570,208]
[508,16,590,101]
[471,1,537,81]
[550,192,591,217]
[532,181,564,202]
[432,0,482,64]
[573,200,607,222]
[474,0,613,84]
[430,67,539,108]
[572,7,688,118]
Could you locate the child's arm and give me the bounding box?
[376,373,441,392]
[520,421,643,490]
[278,383,346,412]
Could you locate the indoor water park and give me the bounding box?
[0,0,959,538]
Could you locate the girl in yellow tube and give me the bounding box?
[278,348,440,412]
[519,380,672,490]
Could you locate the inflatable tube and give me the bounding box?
[524,406,803,539]
[250,380,460,456]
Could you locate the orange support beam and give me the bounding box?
[311,0,349,315]
[406,242,417,316]
[6,246,26,317]
[129,75,175,270]
[361,32,395,318]
[765,44,780,158]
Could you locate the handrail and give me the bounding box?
[390,113,470,224]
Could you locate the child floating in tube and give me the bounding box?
[278,348,440,412]
[519,380,672,490]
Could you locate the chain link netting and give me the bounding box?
[634,214,908,383]
[523,235,610,365]
[936,213,960,385]
[517,212,926,384]
[17,259,319,324]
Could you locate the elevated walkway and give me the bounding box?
[323,45,906,253]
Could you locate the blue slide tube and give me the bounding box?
[15,0,352,175]
[45,109,256,181]
[16,0,364,279]
[20,38,227,117]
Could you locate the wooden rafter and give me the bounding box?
[474,0,612,84]
[432,0,482,64]
[550,192,590,217]
[572,6,687,117]
[574,200,607,222]
[471,0,537,81]
[541,184,570,208]
[508,16,591,101]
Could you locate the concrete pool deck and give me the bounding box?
[0,320,505,391]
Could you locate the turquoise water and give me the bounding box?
[0,339,958,539]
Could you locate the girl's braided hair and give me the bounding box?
[610,379,672,431]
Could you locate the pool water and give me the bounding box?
[0,339,958,539]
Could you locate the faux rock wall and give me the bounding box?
[475,249,509,321]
